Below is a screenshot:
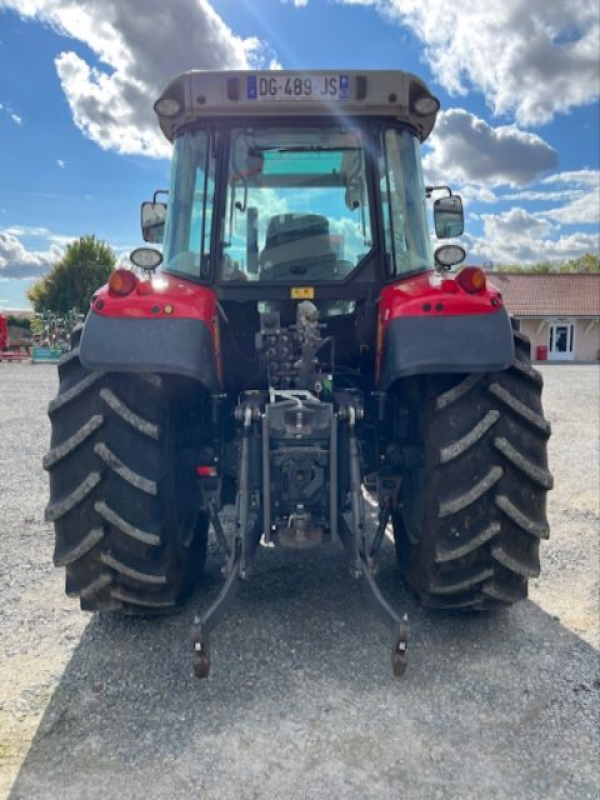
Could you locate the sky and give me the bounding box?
[0,0,598,310]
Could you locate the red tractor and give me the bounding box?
[44,70,552,677]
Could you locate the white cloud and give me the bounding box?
[423,109,557,187]
[57,159,65,168]
[465,207,600,264]
[281,0,309,6]
[457,185,498,204]
[53,50,172,158]
[501,189,582,203]
[496,170,600,226]
[541,191,600,226]
[0,231,63,279]
[3,225,52,237]
[483,207,553,239]
[1,0,276,157]
[47,233,79,247]
[540,170,600,188]
[0,102,24,126]
[336,0,600,125]
[0,229,126,279]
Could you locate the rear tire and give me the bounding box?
[44,329,208,613]
[392,328,552,610]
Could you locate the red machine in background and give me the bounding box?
[0,313,30,362]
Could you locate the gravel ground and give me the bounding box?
[0,363,598,800]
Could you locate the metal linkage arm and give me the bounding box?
[191,404,261,679]
[338,515,410,677]
[236,405,254,579]
[191,554,241,678]
[338,403,410,677]
[360,566,409,677]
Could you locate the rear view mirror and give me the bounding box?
[434,195,464,239]
[141,201,167,244]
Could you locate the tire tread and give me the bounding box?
[45,336,207,613]
[394,328,552,610]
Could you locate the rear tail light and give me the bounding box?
[108,269,138,296]
[196,466,218,478]
[456,267,486,294]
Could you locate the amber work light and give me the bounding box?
[108,269,138,296]
[456,266,487,293]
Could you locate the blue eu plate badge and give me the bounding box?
[247,75,258,100]
[339,76,349,100]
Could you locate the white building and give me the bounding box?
[487,273,600,362]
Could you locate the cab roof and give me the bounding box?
[154,70,439,143]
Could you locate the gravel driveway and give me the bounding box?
[0,364,598,800]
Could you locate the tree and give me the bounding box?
[27,235,116,314]
[559,253,600,273]
[492,253,599,274]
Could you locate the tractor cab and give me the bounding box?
[138,70,464,392]
[142,72,451,297]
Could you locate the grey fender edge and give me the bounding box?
[80,312,220,391]
[379,310,514,391]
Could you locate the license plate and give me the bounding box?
[247,74,350,102]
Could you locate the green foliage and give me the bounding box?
[493,253,599,274]
[6,315,31,332]
[561,253,600,273]
[27,234,116,314]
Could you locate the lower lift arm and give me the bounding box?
[337,403,409,677]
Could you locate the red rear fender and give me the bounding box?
[80,273,222,390]
[377,270,513,388]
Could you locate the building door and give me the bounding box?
[549,321,575,361]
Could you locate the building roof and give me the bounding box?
[486,272,600,317]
